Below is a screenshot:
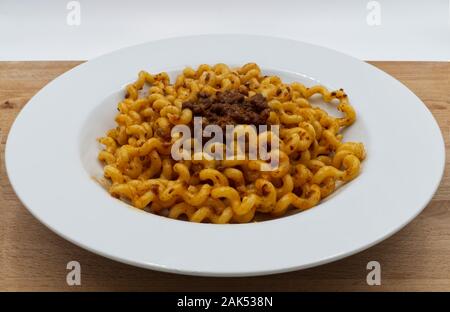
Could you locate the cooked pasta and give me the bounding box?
[98,63,366,223]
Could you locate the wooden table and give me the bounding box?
[0,61,448,291]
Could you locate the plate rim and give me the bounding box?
[5,34,446,276]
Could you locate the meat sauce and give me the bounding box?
[182,90,270,130]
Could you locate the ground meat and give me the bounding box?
[182,90,270,130]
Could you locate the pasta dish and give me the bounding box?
[98,63,366,223]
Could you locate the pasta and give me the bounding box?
[98,63,366,223]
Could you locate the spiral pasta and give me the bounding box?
[98,63,366,223]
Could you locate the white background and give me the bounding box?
[0,0,449,61]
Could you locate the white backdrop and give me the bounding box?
[0,0,449,60]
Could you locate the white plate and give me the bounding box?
[5,35,445,277]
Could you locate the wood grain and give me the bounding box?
[0,61,449,291]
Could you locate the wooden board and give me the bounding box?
[0,61,449,291]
